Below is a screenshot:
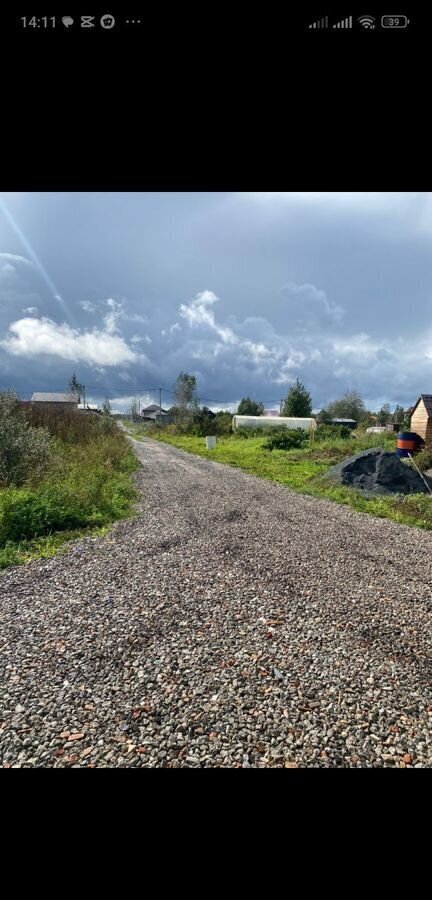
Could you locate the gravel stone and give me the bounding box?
[1,434,432,767]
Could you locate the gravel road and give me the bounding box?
[1,435,432,767]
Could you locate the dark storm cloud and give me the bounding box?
[1,192,431,411]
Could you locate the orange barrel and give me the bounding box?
[397,432,420,457]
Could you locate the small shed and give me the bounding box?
[410,394,432,445]
[331,418,357,430]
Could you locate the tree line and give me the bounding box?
[167,373,411,430]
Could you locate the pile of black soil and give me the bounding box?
[327,448,432,495]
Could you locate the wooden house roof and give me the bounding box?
[411,394,432,417]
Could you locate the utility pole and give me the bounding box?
[159,387,162,426]
[83,385,86,408]
[280,398,283,415]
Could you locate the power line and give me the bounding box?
[1,383,286,406]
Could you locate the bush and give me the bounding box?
[213,412,233,436]
[316,424,352,441]
[0,414,53,486]
[414,445,432,473]
[22,404,113,444]
[0,485,100,542]
[263,429,309,451]
[0,391,139,550]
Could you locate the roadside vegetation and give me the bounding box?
[127,419,432,532]
[0,390,139,569]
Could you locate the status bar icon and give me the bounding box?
[308,16,328,29]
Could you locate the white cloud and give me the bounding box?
[170,322,181,334]
[79,301,96,313]
[180,290,237,345]
[126,312,148,324]
[0,252,32,266]
[130,334,152,345]
[0,253,33,279]
[103,298,123,334]
[22,306,38,315]
[118,371,132,382]
[0,317,140,366]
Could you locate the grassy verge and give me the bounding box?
[0,416,140,570]
[0,526,111,570]
[128,426,432,531]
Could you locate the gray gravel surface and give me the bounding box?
[1,435,432,768]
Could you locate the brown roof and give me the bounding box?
[411,394,432,417]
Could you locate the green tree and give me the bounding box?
[102,398,111,416]
[174,371,199,409]
[68,373,83,401]
[377,403,392,425]
[237,397,264,416]
[130,399,138,421]
[316,407,332,424]
[392,404,405,426]
[326,389,366,423]
[173,372,199,430]
[281,379,312,417]
[214,411,233,435]
[190,406,216,436]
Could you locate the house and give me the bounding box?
[31,392,79,410]
[410,395,432,445]
[263,410,279,417]
[141,404,171,422]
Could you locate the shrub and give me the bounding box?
[414,445,432,473]
[316,424,352,441]
[213,412,233,436]
[22,404,113,444]
[0,414,53,486]
[0,486,100,543]
[263,429,309,451]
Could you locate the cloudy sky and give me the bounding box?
[1,191,431,412]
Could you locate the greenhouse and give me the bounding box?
[232,415,317,431]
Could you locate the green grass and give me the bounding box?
[0,526,110,570]
[127,426,432,531]
[0,417,140,570]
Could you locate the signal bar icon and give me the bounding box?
[333,15,353,28]
[309,16,328,28]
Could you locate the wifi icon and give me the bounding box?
[358,15,376,28]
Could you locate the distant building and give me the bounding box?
[31,392,78,411]
[331,418,357,430]
[141,404,172,422]
[263,410,279,417]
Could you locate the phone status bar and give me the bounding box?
[17,15,145,30]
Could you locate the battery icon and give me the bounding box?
[381,15,409,28]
